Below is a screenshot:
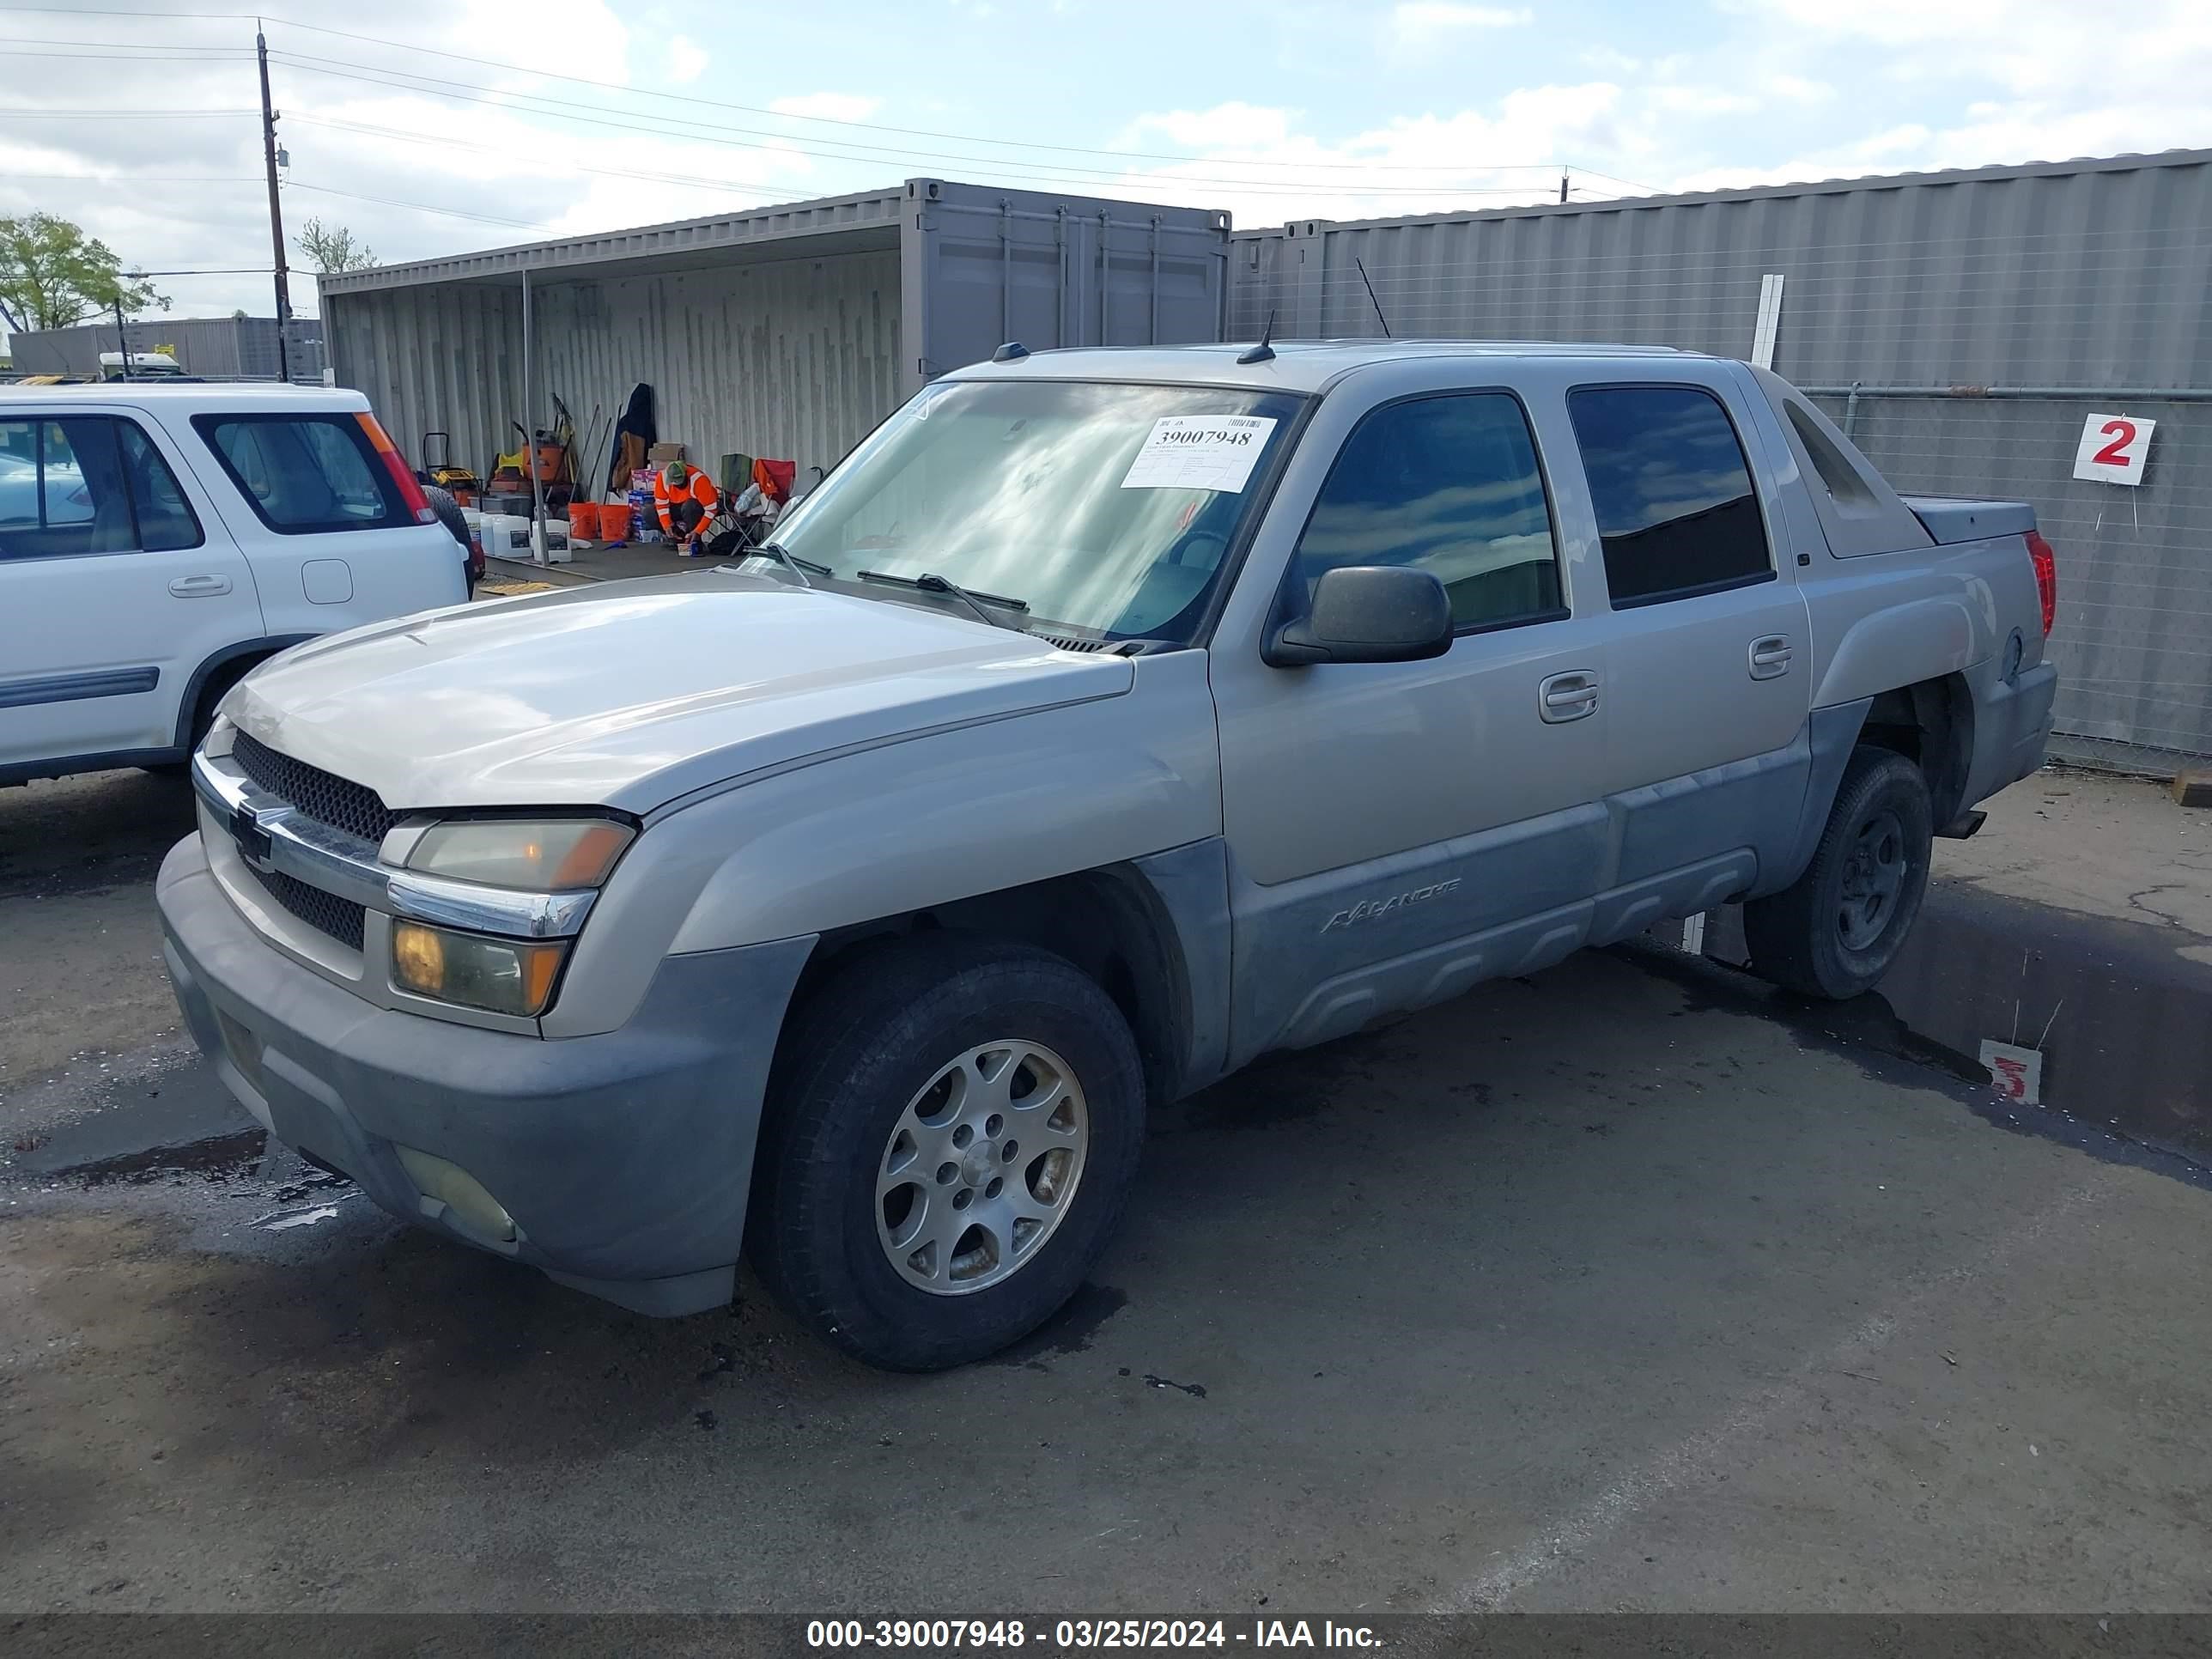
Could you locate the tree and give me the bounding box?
[294,217,379,274]
[0,213,167,331]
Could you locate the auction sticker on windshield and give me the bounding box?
[1121,416,1278,493]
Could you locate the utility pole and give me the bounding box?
[1559,168,1570,204]
[112,295,131,380]
[257,25,293,382]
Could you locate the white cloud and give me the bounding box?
[767,92,885,123]
[1653,86,1762,117]
[1391,3,1533,42]
[667,34,708,84]
[1110,84,1621,230]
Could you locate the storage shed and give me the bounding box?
[319,177,1231,494]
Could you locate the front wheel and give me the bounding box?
[1744,744,1934,1000]
[750,935,1146,1371]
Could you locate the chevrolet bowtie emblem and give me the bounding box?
[228,803,275,871]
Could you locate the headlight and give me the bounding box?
[404,817,633,890]
[392,920,567,1018]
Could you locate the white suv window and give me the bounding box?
[193,412,405,535]
[0,415,204,560]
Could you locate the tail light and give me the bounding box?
[356,411,439,526]
[2026,529,2058,637]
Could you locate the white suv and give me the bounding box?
[0,382,469,787]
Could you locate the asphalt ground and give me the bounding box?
[3,766,2209,1618]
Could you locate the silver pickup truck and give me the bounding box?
[156,341,2058,1369]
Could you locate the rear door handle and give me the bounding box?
[169,574,233,598]
[1748,635,1794,679]
[1539,669,1601,723]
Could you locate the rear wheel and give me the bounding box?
[1745,744,1934,1000]
[422,483,480,592]
[750,934,1145,1371]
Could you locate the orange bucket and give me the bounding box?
[566,501,600,541]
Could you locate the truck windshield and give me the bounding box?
[774,379,1305,642]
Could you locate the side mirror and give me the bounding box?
[1263,565,1454,667]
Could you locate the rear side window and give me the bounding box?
[0,415,204,560]
[1568,385,1771,607]
[116,420,204,550]
[193,413,405,534]
[1293,392,1564,633]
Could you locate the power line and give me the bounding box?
[0,3,1608,181]
[3,173,259,182]
[266,53,1573,200]
[284,179,537,228]
[257,20,1585,177]
[289,114,794,204]
[1565,165,1665,195]
[0,29,240,46]
[0,106,255,116]
[0,46,252,61]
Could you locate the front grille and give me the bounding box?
[232,730,398,846]
[246,863,367,951]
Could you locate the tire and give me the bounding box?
[1744,744,1935,1000]
[750,933,1146,1371]
[421,483,481,591]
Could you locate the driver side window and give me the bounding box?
[1292,392,1565,634]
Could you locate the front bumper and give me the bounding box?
[157,834,815,1316]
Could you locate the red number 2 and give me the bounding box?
[2092,419,2137,466]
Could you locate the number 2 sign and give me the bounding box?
[2072,411,2155,485]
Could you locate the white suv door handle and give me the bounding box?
[1748,635,1794,679]
[1539,669,1601,723]
[169,574,233,598]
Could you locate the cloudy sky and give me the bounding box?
[3,0,2209,324]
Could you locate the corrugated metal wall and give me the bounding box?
[533,250,901,488]
[909,188,1229,382]
[322,283,525,478]
[1231,152,2212,764]
[324,251,896,489]
[321,179,1230,501]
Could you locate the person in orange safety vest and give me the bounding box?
[654,459,720,555]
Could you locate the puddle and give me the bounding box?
[986,1282,1129,1368]
[1690,880,2212,1170]
[42,1127,270,1188]
[252,1194,354,1231]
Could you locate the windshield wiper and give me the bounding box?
[856,568,1030,631]
[745,542,832,586]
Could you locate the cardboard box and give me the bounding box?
[646,441,686,465]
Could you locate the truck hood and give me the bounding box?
[225,573,1133,814]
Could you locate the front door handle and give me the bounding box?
[169,574,233,598]
[1748,635,1794,679]
[1539,669,1601,723]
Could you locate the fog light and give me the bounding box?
[392,920,566,1017]
[395,1146,516,1243]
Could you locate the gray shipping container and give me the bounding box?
[1230,149,2212,767]
[319,177,1231,493]
[7,314,325,380]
